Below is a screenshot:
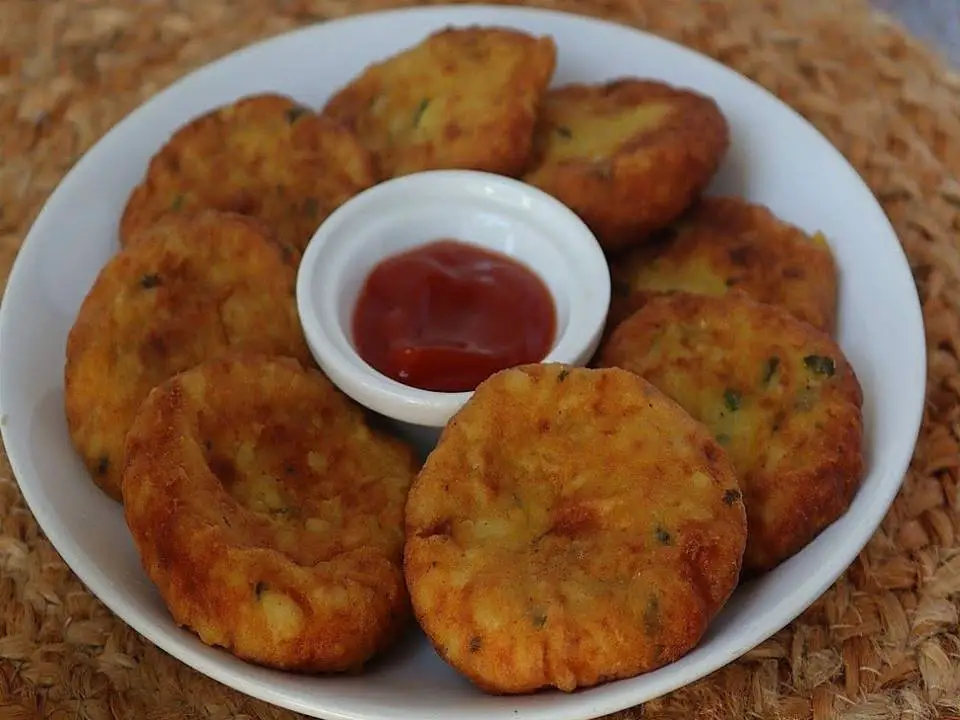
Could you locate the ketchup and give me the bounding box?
[352,239,557,393]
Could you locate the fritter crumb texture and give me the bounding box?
[322,26,557,179]
[64,210,312,502]
[122,355,419,672]
[598,292,865,574]
[607,196,838,336]
[404,363,747,694]
[524,80,729,253]
[120,93,376,253]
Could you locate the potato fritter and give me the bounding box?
[122,355,417,672]
[523,79,729,253]
[606,196,839,337]
[321,26,557,179]
[404,363,746,694]
[64,210,312,502]
[120,93,376,253]
[597,292,865,575]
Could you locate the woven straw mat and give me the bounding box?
[2,0,959,718]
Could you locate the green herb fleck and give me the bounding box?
[762,356,780,385]
[555,125,573,139]
[412,98,431,127]
[171,194,185,211]
[304,197,319,217]
[96,455,109,475]
[803,354,836,377]
[531,611,547,629]
[557,368,570,383]
[140,273,161,289]
[644,595,661,635]
[715,433,732,446]
[654,525,672,546]
[285,105,310,123]
[722,488,741,506]
[254,581,268,599]
[468,635,482,653]
[723,389,742,412]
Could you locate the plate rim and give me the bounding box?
[0,4,928,720]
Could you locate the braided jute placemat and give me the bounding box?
[1,0,959,718]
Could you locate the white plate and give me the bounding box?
[0,5,926,720]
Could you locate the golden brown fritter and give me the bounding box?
[64,210,313,502]
[120,93,376,253]
[321,26,557,179]
[523,79,729,253]
[606,196,839,337]
[404,363,746,694]
[122,355,418,672]
[597,292,865,575]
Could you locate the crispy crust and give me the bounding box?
[322,25,557,179]
[122,355,418,672]
[64,210,312,501]
[404,363,746,694]
[120,93,376,253]
[523,79,729,253]
[597,292,865,574]
[606,196,839,338]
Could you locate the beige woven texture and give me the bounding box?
[1,0,958,718]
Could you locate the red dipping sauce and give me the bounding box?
[352,239,557,393]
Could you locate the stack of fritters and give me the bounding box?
[65,210,314,502]
[323,26,729,254]
[116,25,733,263]
[597,292,863,576]
[596,196,864,577]
[65,212,417,672]
[62,22,867,695]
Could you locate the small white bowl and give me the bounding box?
[295,169,611,429]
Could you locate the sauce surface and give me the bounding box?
[352,239,557,393]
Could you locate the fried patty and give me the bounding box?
[64,210,312,502]
[523,79,729,254]
[122,355,418,672]
[404,363,746,694]
[597,292,865,575]
[606,196,839,337]
[120,93,376,253]
[322,25,556,179]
